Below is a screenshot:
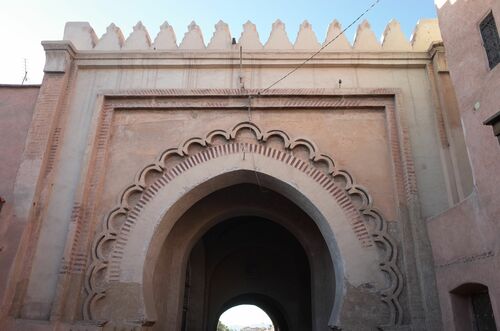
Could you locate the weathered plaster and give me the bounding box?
[0,18,459,331]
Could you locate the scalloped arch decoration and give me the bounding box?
[84,121,404,326]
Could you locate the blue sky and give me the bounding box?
[0,0,436,84]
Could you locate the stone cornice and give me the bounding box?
[66,48,433,69]
[100,87,399,97]
[100,88,397,110]
[41,40,76,73]
[41,39,436,71]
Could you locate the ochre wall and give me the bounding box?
[0,17,471,330]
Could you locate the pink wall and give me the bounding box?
[0,85,39,310]
[431,0,500,329]
[0,85,39,205]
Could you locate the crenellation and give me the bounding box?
[207,20,233,50]
[353,20,381,51]
[63,22,97,50]
[382,20,412,51]
[264,19,293,50]
[179,21,206,50]
[123,21,152,50]
[411,19,442,51]
[153,21,178,50]
[294,20,321,50]
[60,20,444,53]
[323,20,352,51]
[94,23,124,51]
[239,21,263,50]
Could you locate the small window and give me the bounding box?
[480,12,500,69]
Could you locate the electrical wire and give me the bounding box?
[245,0,382,192]
[260,0,381,94]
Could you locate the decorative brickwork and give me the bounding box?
[84,120,404,326]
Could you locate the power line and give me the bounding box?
[21,58,28,85]
[260,0,381,94]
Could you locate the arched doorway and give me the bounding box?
[85,123,402,329]
[155,184,333,330]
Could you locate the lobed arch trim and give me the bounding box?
[83,121,404,327]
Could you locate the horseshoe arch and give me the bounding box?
[84,121,403,329]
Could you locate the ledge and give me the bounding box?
[41,40,76,73]
[99,88,398,111]
[0,84,41,88]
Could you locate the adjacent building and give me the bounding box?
[429,0,500,330]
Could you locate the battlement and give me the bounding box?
[62,19,442,52]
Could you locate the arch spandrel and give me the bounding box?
[84,121,403,328]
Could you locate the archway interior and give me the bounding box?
[186,215,311,330]
[218,304,275,330]
[151,183,335,330]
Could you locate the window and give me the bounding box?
[451,283,497,331]
[480,12,500,69]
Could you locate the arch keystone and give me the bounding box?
[230,122,263,140]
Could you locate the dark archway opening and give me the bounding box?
[153,183,334,330]
[186,215,311,330]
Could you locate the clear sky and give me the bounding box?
[0,0,437,84]
[219,305,273,328]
